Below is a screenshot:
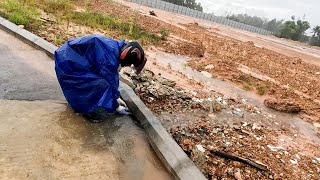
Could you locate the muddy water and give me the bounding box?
[0,100,172,180]
[147,50,320,145]
[0,28,172,179]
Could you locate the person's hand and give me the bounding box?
[117,98,127,107]
[116,105,131,115]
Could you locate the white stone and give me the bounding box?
[196,145,205,153]
[205,64,214,70]
[290,159,298,164]
[313,123,320,128]
[201,71,213,78]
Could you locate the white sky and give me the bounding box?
[196,0,320,30]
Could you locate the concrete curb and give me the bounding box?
[0,17,58,57]
[0,16,207,180]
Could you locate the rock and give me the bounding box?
[18,25,25,29]
[205,64,214,70]
[234,169,242,180]
[290,159,298,164]
[226,168,234,176]
[280,159,285,164]
[161,79,176,87]
[252,123,261,130]
[120,74,136,89]
[315,72,320,75]
[196,144,205,153]
[211,101,223,111]
[232,109,244,117]
[276,155,281,159]
[141,81,150,87]
[208,113,216,119]
[232,124,241,130]
[269,175,274,179]
[264,98,301,113]
[211,128,219,134]
[313,123,320,128]
[201,71,213,78]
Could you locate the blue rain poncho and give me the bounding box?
[54,34,125,113]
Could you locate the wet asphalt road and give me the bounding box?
[0,29,171,179]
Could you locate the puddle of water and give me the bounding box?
[0,100,172,180]
[147,50,320,145]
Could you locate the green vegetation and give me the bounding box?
[40,0,75,14]
[0,0,161,44]
[54,34,64,45]
[162,0,203,11]
[226,13,320,47]
[278,16,310,41]
[238,74,253,91]
[309,25,320,46]
[256,85,266,95]
[160,28,170,40]
[69,12,160,43]
[226,14,283,34]
[0,0,40,27]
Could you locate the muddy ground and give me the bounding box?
[7,0,320,179]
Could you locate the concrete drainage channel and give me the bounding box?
[0,16,206,180]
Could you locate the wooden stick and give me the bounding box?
[211,150,268,171]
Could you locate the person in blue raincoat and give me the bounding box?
[54,34,147,115]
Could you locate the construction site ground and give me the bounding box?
[5,0,320,179]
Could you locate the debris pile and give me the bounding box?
[121,68,203,113]
[169,121,320,179]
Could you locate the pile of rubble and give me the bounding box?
[120,68,202,113]
[169,121,320,180]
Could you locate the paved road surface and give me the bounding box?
[0,29,172,180]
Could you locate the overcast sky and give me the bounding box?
[196,0,320,29]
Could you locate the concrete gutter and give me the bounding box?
[0,16,207,180]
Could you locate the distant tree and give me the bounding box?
[309,25,320,46]
[226,14,267,28]
[264,18,283,34]
[162,0,203,12]
[279,19,310,41]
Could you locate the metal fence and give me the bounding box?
[126,0,272,35]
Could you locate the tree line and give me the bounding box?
[162,0,203,12]
[226,14,320,47]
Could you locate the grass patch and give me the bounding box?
[69,12,160,44]
[256,85,266,95]
[0,0,40,26]
[36,0,75,15]
[242,83,253,91]
[160,28,170,40]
